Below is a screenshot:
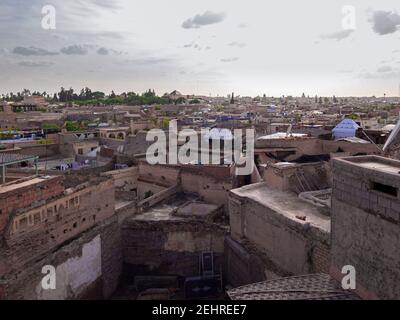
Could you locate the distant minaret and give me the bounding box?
[230,92,235,104]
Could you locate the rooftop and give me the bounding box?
[227,274,359,300]
[335,155,400,176]
[257,133,308,140]
[230,183,330,235]
[0,175,57,194]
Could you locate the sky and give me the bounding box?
[0,0,400,97]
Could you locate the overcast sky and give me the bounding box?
[0,0,400,97]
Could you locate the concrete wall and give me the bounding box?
[331,157,400,299]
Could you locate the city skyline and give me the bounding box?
[1,0,400,97]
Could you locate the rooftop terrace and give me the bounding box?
[230,182,330,235]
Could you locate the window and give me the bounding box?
[19,217,28,229]
[33,212,41,224]
[371,181,398,197]
[78,148,83,155]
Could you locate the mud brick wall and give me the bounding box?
[17,144,60,158]
[311,243,330,274]
[224,236,268,287]
[331,157,400,299]
[138,162,180,187]
[1,179,115,277]
[181,171,232,211]
[0,176,64,234]
[228,194,330,276]
[121,219,227,278]
[1,215,122,300]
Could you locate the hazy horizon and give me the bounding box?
[1,0,400,97]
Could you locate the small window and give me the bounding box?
[33,212,41,224]
[372,181,398,197]
[19,217,28,229]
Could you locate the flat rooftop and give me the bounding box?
[133,194,220,222]
[230,183,330,235]
[335,155,400,176]
[0,175,57,194]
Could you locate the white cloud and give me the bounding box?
[182,11,226,29]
